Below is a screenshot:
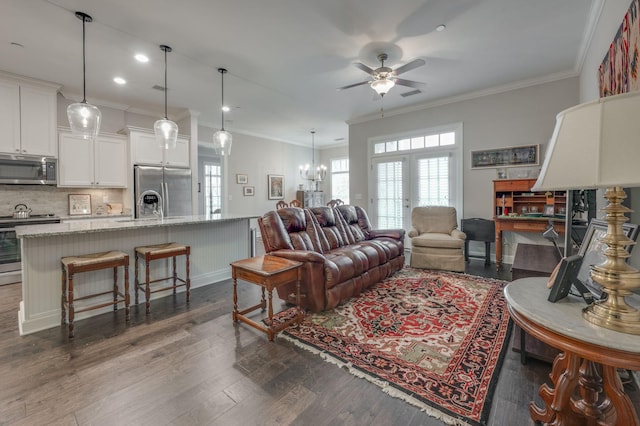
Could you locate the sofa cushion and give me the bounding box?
[309,207,347,252]
[276,207,320,251]
[412,232,464,249]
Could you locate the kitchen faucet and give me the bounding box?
[137,189,164,220]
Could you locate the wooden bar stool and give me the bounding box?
[134,242,191,314]
[61,251,130,338]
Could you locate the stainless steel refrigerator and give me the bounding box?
[134,165,192,218]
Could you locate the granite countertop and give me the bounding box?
[504,277,640,353]
[16,213,258,238]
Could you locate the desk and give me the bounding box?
[495,216,565,269]
[505,278,640,425]
[231,255,303,341]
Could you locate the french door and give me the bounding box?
[372,152,459,231]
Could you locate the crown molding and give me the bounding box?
[347,70,579,125]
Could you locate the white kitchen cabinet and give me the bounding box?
[58,131,128,187]
[130,129,190,168]
[0,78,57,157]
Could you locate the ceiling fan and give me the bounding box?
[338,53,426,97]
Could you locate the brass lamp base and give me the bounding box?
[582,187,640,335]
[583,293,640,335]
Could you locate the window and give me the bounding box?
[416,156,449,206]
[331,158,350,204]
[373,131,456,154]
[203,162,222,214]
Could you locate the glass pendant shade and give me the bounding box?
[212,129,232,156]
[154,118,178,149]
[68,11,100,141]
[67,101,101,140]
[213,68,232,156]
[154,45,178,149]
[371,78,395,96]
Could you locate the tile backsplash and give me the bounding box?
[0,185,125,217]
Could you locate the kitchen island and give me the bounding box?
[16,214,257,335]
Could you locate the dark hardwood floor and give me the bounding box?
[0,258,637,425]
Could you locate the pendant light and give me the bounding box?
[154,45,178,149]
[67,12,101,141]
[212,68,232,156]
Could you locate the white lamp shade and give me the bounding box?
[154,118,178,149]
[212,129,232,156]
[533,90,640,191]
[371,78,395,95]
[67,101,101,140]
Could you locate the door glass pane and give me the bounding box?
[398,138,411,151]
[425,134,439,147]
[376,160,403,228]
[417,156,450,206]
[204,162,221,213]
[440,132,455,145]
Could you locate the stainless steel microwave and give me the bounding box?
[0,154,57,185]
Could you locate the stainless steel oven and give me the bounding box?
[0,215,60,285]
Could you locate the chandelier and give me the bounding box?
[299,131,326,190]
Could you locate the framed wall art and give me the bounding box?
[69,194,92,215]
[471,144,539,169]
[577,218,640,297]
[268,174,284,200]
[243,186,255,196]
[236,174,248,184]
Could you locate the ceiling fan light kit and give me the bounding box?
[371,78,395,96]
[154,44,179,149]
[67,11,101,141]
[212,68,232,156]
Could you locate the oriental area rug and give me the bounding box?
[280,267,512,426]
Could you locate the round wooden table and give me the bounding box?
[504,278,640,426]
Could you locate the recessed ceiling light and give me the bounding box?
[113,77,126,85]
[134,53,149,63]
[436,24,446,32]
[222,105,230,112]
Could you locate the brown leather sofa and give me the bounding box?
[258,205,405,312]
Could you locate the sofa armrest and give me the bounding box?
[370,228,406,241]
[268,249,326,263]
[408,227,419,238]
[451,229,467,240]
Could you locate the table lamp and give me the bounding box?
[532,90,640,334]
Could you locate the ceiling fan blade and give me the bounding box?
[394,78,426,88]
[393,58,426,75]
[337,80,370,91]
[353,62,376,75]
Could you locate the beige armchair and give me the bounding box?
[409,206,466,272]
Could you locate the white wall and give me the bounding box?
[208,131,313,215]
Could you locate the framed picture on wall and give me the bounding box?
[268,175,284,200]
[243,186,255,196]
[577,218,640,297]
[471,144,539,169]
[236,174,248,184]
[69,194,92,215]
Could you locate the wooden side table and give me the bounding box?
[511,243,562,364]
[231,255,303,341]
[505,278,640,426]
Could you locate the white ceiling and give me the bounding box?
[0,0,598,147]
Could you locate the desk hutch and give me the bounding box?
[493,178,566,269]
